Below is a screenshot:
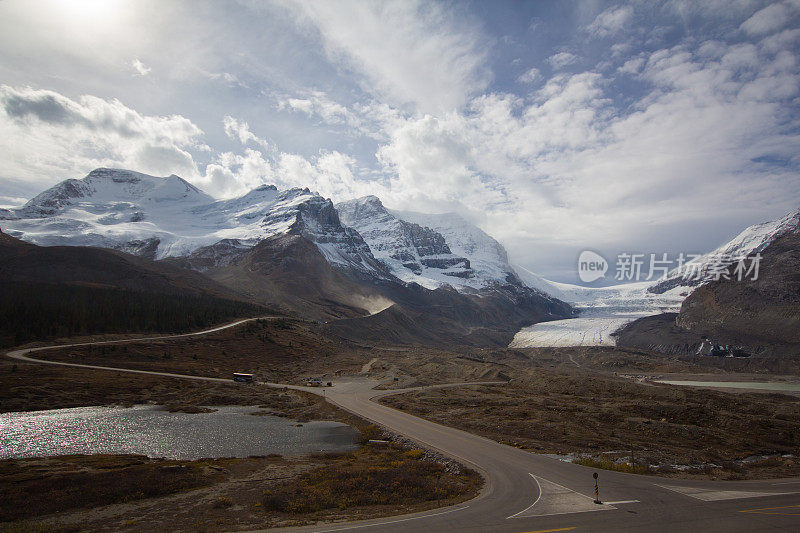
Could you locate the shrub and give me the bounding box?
[573,456,648,475]
[261,456,476,514]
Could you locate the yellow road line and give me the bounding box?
[520,528,577,533]
[739,503,800,515]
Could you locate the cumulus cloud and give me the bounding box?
[198,114,383,200]
[0,85,203,190]
[366,36,800,259]
[223,115,272,151]
[517,67,541,84]
[618,56,645,74]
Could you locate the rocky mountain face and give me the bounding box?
[337,196,473,285]
[617,215,800,357]
[676,229,800,348]
[649,210,800,294]
[2,168,571,345]
[393,209,525,292]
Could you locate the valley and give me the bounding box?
[2,168,800,532]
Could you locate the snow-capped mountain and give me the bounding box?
[0,168,574,338]
[389,208,526,292]
[648,209,800,294]
[2,170,555,301]
[336,196,474,289]
[0,168,388,280]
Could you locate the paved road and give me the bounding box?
[6,320,800,532]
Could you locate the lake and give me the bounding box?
[0,405,361,459]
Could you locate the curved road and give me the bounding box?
[6,319,800,532]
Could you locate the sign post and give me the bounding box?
[593,472,602,504]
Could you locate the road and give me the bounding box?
[6,319,800,532]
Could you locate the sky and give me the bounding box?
[0,0,798,282]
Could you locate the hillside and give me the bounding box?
[0,231,266,347]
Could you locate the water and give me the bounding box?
[0,405,360,459]
[656,380,800,392]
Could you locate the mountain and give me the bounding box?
[616,210,800,357]
[1,169,387,281]
[168,233,395,320]
[648,210,800,294]
[392,209,529,293]
[336,196,474,288]
[3,168,571,345]
[676,229,800,349]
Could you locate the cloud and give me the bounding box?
[517,67,541,84]
[207,71,249,89]
[547,51,579,69]
[276,91,364,131]
[200,114,383,200]
[740,2,794,35]
[0,194,27,208]
[585,5,634,37]
[131,58,151,76]
[197,148,275,197]
[223,115,272,150]
[0,85,204,191]
[363,34,800,264]
[281,0,491,112]
[618,56,645,74]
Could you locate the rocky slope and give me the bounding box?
[617,222,800,357]
[393,209,527,293]
[336,196,473,287]
[649,210,800,294]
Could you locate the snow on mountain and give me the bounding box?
[388,208,523,291]
[21,168,213,216]
[0,169,388,279]
[336,196,473,289]
[649,209,800,294]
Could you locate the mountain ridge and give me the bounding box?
[1,168,572,345]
